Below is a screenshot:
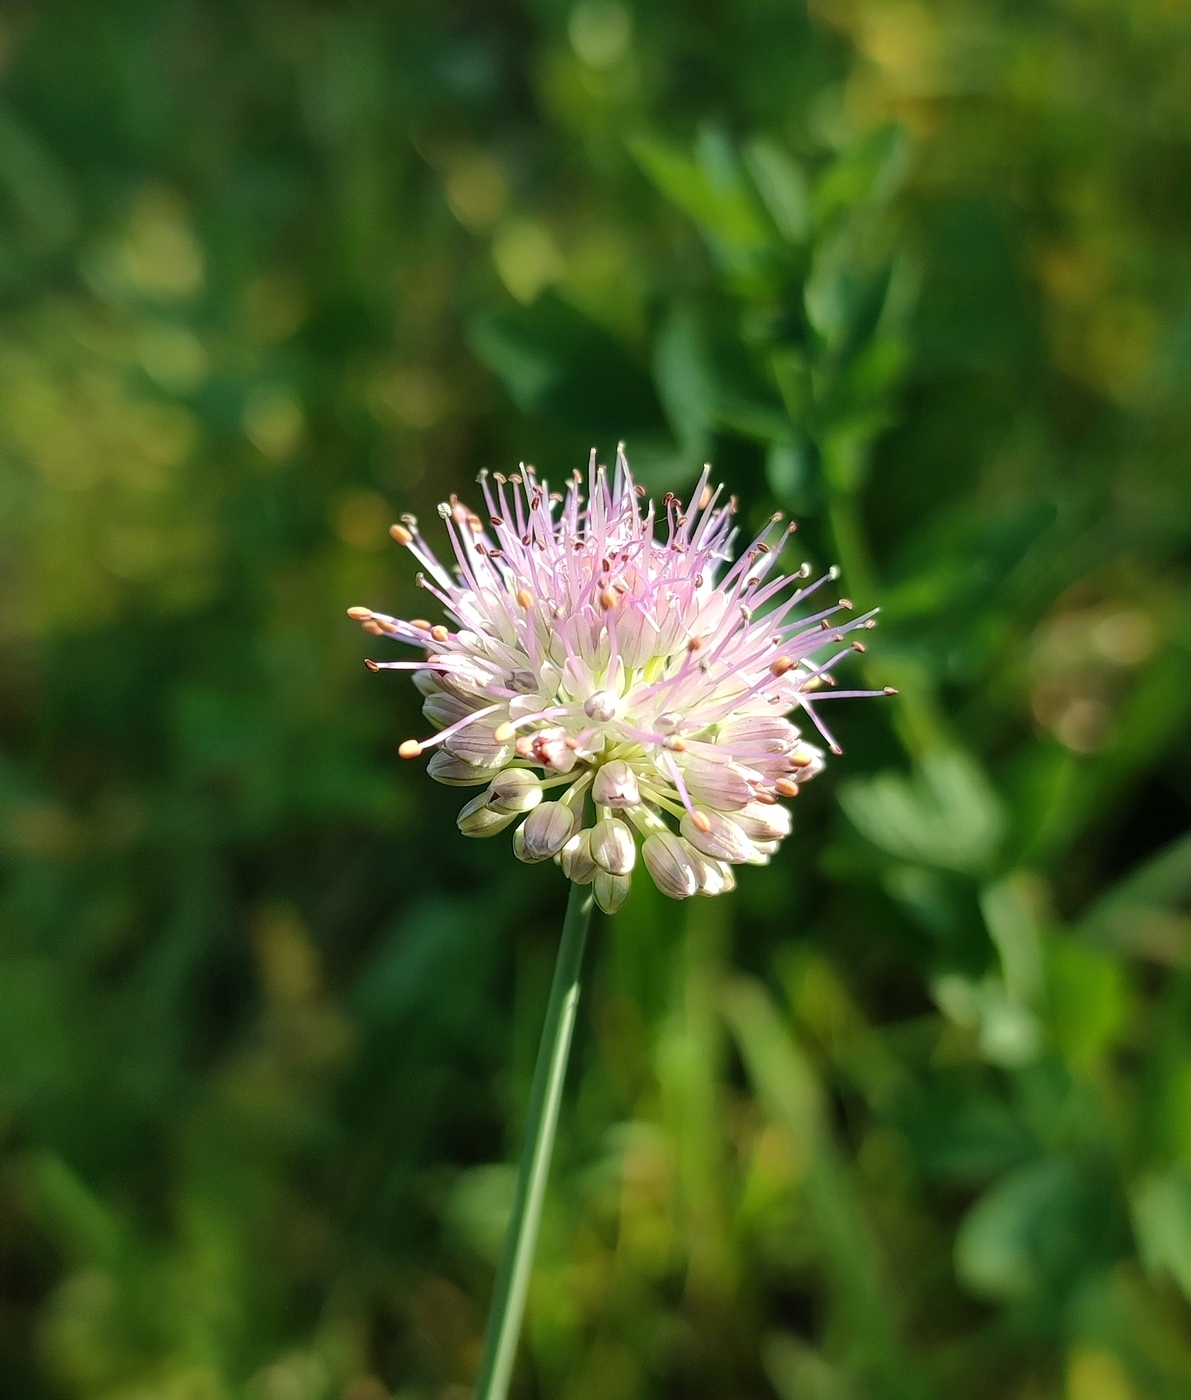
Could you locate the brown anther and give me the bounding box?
[754,789,779,805]
[490,514,504,527]
[851,641,867,652]
[635,484,646,497]
[363,658,380,671]
[389,524,413,546]
[430,625,450,642]
[398,739,423,759]
[820,618,831,630]
[347,606,373,621]
[838,598,853,611]
[770,656,795,676]
[599,588,617,610]
[775,778,800,798]
[687,635,704,652]
[691,810,712,833]
[756,542,771,554]
[516,587,533,608]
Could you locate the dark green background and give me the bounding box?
[1,2,1189,1397]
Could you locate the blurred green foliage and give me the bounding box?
[0,2,1189,1398]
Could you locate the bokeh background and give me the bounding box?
[1,2,1190,1397]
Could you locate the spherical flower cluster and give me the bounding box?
[350,450,892,914]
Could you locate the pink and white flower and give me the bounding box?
[351,449,892,913]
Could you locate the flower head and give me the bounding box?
[351,449,893,913]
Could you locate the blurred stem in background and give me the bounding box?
[473,882,594,1400]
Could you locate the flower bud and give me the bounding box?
[519,801,578,861]
[733,802,792,843]
[487,769,544,814]
[583,690,620,722]
[688,847,729,896]
[422,692,472,728]
[457,792,518,837]
[680,810,757,864]
[681,759,754,811]
[559,829,597,884]
[444,726,511,766]
[715,716,799,751]
[592,759,640,809]
[642,831,701,900]
[427,749,502,785]
[594,869,631,914]
[589,817,636,875]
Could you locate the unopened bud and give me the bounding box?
[594,869,631,914]
[733,802,792,843]
[583,690,620,723]
[457,792,517,837]
[592,759,640,809]
[559,830,597,884]
[518,801,578,861]
[641,831,701,900]
[427,749,501,786]
[589,817,636,876]
[680,810,757,864]
[488,769,544,814]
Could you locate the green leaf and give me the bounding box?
[1132,1170,1191,1305]
[631,131,771,259]
[743,139,811,244]
[839,749,1006,874]
[955,1159,1095,1303]
[468,291,664,436]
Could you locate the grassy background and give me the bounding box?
[1,2,1190,1398]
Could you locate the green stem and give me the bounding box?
[473,880,595,1400]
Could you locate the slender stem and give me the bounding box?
[473,880,595,1400]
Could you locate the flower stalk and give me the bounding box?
[473,880,595,1400]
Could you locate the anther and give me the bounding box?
[599,588,617,610]
[770,657,795,676]
[830,744,844,756]
[364,658,380,671]
[493,721,515,742]
[410,619,431,630]
[431,625,449,642]
[347,606,373,620]
[884,686,899,696]
[851,641,867,652]
[838,598,853,611]
[775,778,800,798]
[691,810,712,833]
[398,740,423,758]
[490,514,504,527]
[516,587,533,608]
[390,524,413,546]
